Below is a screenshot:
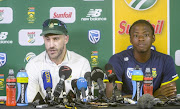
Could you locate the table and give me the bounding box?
[1,104,180,109]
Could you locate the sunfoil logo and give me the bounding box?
[124,0,157,11]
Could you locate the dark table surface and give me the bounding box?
[1,103,180,109]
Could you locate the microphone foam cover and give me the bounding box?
[84,72,91,80]
[77,77,87,90]
[59,66,72,80]
[137,94,155,109]
[42,71,52,90]
[91,67,104,82]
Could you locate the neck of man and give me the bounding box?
[133,49,151,63]
[52,48,67,65]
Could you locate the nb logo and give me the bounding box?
[0,32,8,40]
[86,9,102,17]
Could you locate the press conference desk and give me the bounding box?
[1,104,180,109]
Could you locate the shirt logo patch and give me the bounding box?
[152,68,157,78]
[124,57,129,61]
[127,68,133,79]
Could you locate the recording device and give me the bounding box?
[32,92,46,107]
[77,77,87,102]
[53,66,72,103]
[91,67,107,101]
[71,79,81,101]
[42,70,52,104]
[131,65,143,102]
[104,63,117,83]
[84,72,92,96]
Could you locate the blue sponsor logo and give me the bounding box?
[0,53,6,67]
[88,30,100,44]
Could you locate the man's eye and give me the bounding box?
[144,34,149,37]
[46,38,50,40]
[134,35,138,37]
[54,38,58,40]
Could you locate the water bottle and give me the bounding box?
[6,69,16,106]
[143,68,153,95]
[16,69,28,106]
[131,65,143,102]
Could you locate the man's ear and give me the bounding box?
[152,35,155,43]
[65,35,69,44]
[130,36,132,44]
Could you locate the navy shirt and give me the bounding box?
[108,49,179,95]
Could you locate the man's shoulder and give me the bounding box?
[152,50,171,58]
[68,50,88,62]
[112,49,132,58]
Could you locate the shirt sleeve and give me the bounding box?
[25,60,40,103]
[108,54,124,83]
[161,55,179,86]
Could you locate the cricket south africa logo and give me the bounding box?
[124,0,157,11]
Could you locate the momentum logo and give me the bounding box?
[124,0,157,11]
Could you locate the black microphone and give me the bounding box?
[84,72,92,96]
[71,79,81,101]
[105,63,117,83]
[91,67,106,99]
[105,63,122,102]
[53,66,72,102]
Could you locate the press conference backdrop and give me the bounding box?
[0,0,180,98]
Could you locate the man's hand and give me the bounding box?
[153,81,177,98]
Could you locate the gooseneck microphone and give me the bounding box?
[105,63,117,83]
[53,66,72,103]
[105,63,122,102]
[71,79,81,101]
[42,70,53,104]
[84,72,92,96]
[77,77,87,102]
[91,67,106,100]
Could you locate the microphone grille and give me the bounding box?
[59,66,72,80]
[84,72,91,79]
[91,67,104,82]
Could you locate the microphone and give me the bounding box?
[71,79,81,101]
[84,72,92,96]
[105,64,122,102]
[137,94,164,109]
[137,94,154,109]
[42,70,52,103]
[91,67,106,99]
[104,63,117,83]
[77,77,87,102]
[53,66,72,102]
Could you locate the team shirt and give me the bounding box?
[108,49,179,96]
[26,50,91,102]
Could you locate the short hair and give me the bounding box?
[129,20,154,36]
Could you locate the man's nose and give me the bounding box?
[138,35,145,41]
[49,40,55,47]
